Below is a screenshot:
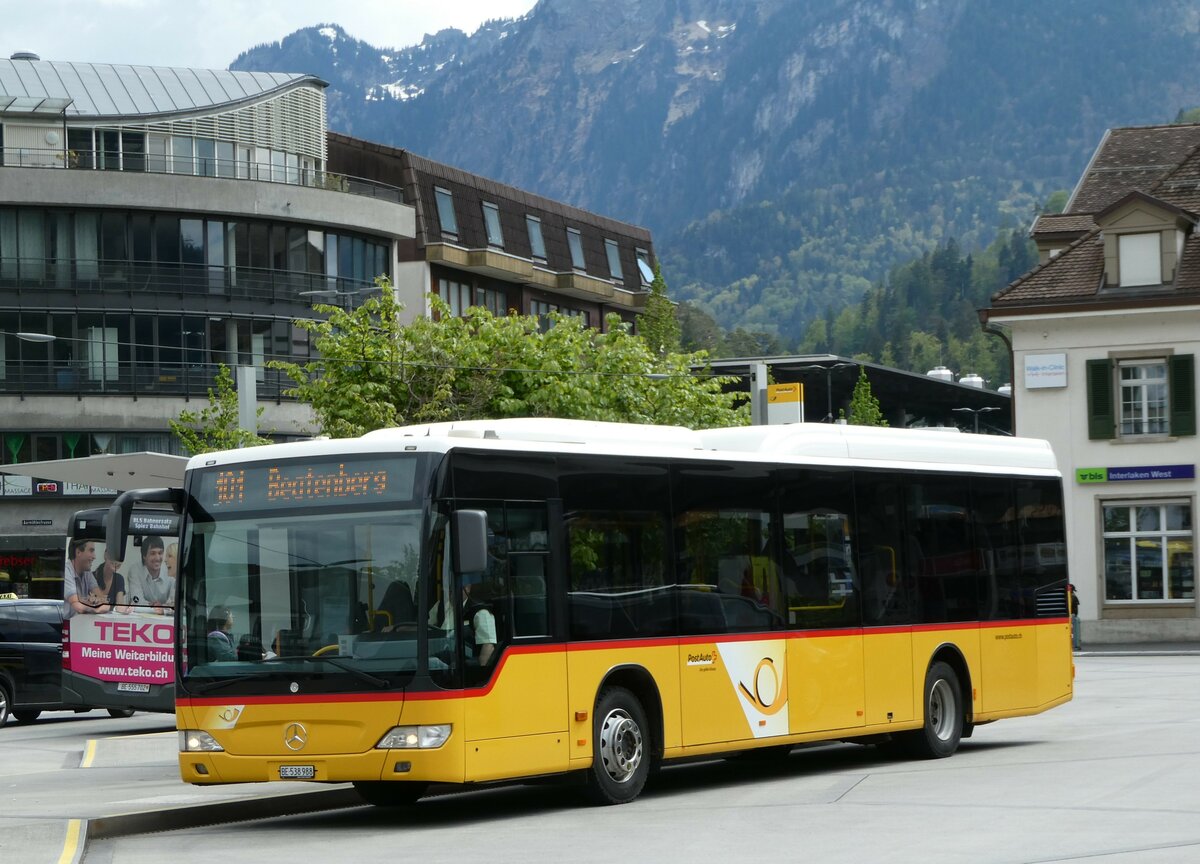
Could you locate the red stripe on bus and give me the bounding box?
[178,618,1069,707]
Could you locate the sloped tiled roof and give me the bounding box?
[1031,213,1095,236]
[992,232,1104,306]
[1145,142,1200,213]
[1068,125,1200,212]
[989,123,1200,313]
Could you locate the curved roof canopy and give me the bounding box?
[0,57,322,120]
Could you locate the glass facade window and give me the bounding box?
[526,215,546,260]
[1103,501,1194,602]
[1119,360,1168,436]
[605,239,623,280]
[567,228,585,270]
[171,136,194,175]
[435,187,458,237]
[67,129,94,169]
[529,299,590,331]
[121,131,146,172]
[197,139,217,177]
[147,134,169,173]
[99,130,120,171]
[439,278,505,317]
[482,202,504,248]
[2,207,389,298]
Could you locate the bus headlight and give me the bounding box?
[376,725,451,749]
[179,730,225,752]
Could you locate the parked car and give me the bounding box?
[0,596,133,725]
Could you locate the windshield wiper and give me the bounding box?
[265,655,392,690]
[187,672,273,695]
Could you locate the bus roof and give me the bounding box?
[187,419,1058,477]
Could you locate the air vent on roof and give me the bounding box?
[926,366,954,382]
[10,51,41,61]
[959,373,985,389]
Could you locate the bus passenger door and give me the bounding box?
[781,506,866,735]
[856,473,915,728]
[460,502,568,781]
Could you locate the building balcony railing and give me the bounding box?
[0,147,403,203]
[0,358,296,401]
[0,258,382,306]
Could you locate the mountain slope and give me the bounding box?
[232,0,1200,342]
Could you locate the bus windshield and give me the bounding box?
[181,454,448,693]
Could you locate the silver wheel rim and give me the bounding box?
[598,707,643,784]
[928,678,956,741]
[0,690,7,723]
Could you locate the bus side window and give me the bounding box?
[855,472,913,626]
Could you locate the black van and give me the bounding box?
[0,597,67,724]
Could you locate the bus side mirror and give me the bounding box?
[452,510,488,574]
[106,487,185,563]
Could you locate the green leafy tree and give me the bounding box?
[169,364,269,454]
[636,262,681,355]
[847,367,888,427]
[676,301,726,354]
[271,278,748,437]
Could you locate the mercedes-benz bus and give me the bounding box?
[105,419,1073,806]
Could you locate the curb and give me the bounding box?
[85,787,363,841]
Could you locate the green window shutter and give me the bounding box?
[1169,354,1196,437]
[1086,358,1115,440]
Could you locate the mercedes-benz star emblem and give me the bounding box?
[284,723,308,751]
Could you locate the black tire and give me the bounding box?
[0,682,10,726]
[107,709,136,718]
[13,709,42,724]
[584,686,651,805]
[352,781,428,807]
[899,661,963,759]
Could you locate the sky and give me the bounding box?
[2,0,541,69]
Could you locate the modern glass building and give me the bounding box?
[0,54,416,596]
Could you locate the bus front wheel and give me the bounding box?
[900,661,963,759]
[584,686,650,805]
[352,780,428,807]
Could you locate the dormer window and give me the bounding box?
[567,228,585,271]
[1118,232,1161,286]
[604,239,623,280]
[434,187,458,239]
[482,202,504,248]
[526,215,546,260]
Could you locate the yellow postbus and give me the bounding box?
[106,419,1073,806]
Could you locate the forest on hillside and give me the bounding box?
[678,223,1040,388]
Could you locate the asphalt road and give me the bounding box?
[80,654,1200,864]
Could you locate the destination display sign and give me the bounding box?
[195,456,420,513]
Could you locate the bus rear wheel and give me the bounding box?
[13,709,41,724]
[900,661,963,759]
[584,686,650,805]
[352,780,427,807]
[107,709,135,718]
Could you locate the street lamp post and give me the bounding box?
[952,406,1001,434]
[794,362,857,422]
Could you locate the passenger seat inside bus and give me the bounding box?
[376,580,416,630]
